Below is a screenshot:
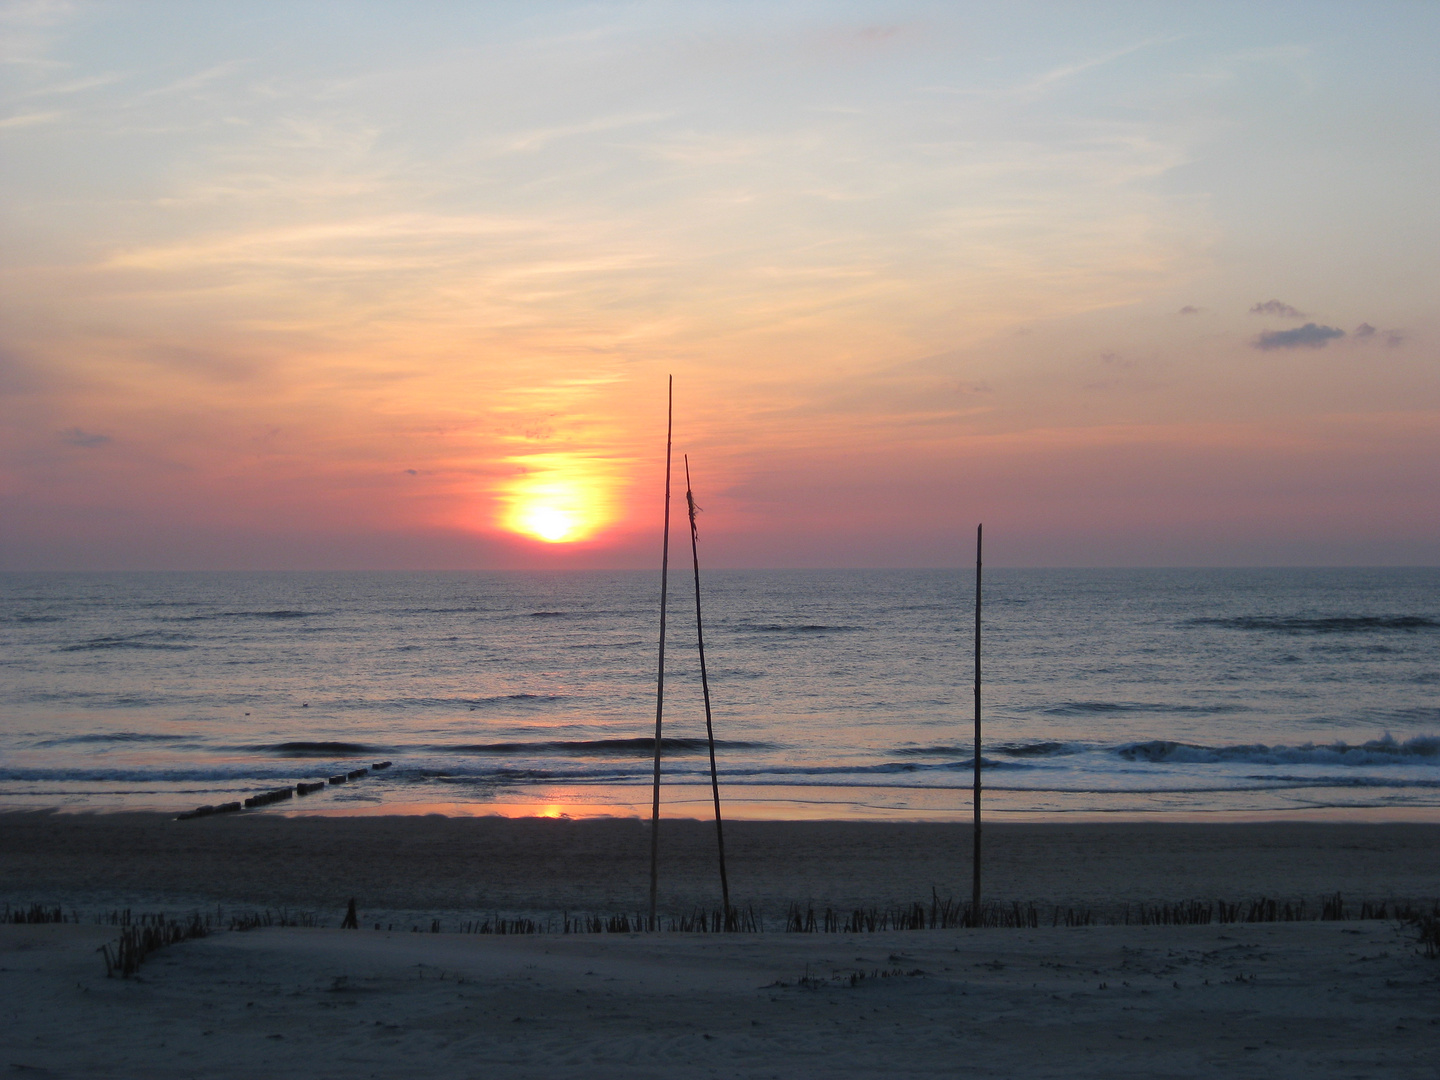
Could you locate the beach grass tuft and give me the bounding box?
[780,964,925,990]
[2,903,75,924]
[1406,906,1440,959]
[774,893,1440,933]
[99,912,209,978]
[229,908,320,931]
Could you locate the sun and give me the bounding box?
[520,506,578,544]
[498,451,624,544]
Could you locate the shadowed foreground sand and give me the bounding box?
[3,919,1438,1078]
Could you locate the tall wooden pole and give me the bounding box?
[685,456,730,919]
[971,523,983,922]
[648,376,673,931]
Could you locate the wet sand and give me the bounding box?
[4,812,1438,922]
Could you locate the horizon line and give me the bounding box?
[2,564,1438,575]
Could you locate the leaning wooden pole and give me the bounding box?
[684,455,731,919]
[648,376,674,932]
[971,523,983,923]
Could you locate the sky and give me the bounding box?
[1,0,1436,569]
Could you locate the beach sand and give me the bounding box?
[3,813,1438,1077]
[4,812,1440,922]
[4,917,1437,1078]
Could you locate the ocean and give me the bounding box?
[1,568,1437,820]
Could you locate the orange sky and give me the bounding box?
[1,3,1436,568]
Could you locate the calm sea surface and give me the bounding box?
[2,569,1437,820]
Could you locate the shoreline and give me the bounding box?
[10,777,1440,824]
[12,801,1440,826]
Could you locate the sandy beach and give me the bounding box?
[5,812,1440,923]
[2,813,1438,1076]
[4,916,1438,1078]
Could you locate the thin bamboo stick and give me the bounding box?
[648,376,674,931]
[684,455,730,918]
[971,523,983,922]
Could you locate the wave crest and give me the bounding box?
[1189,615,1439,633]
[444,737,771,756]
[1118,734,1440,766]
[261,741,379,757]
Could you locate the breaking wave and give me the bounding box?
[1117,734,1440,766]
[261,741,381,757]
[58,634,195,652]
[995,742,1080,757]
[442,737,772,756]
[895,742,1078,758]
[0,766,330,783]
[733,623,862,635]
[1189,615,1439,633]
[1044,702,1248,717]
[36,732,195,746]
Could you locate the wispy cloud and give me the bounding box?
[1352,323,1405,347]
[0,110,62,129]
[60,427,110,447]
[1250,299,1304,318]
[18,72,124,98]
[1023,36,1178,95]
[103,213,567,273]
[1253,323,1344,350]
[135,59,248,101]
[490,110,672,156]
[0,0,73,68]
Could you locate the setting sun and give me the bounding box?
[498,451,628,545]
[523,507,580,544]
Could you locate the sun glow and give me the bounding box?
[498,451,626,544]
[523,506,579,543]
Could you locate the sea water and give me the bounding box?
[1,568,1437,820]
